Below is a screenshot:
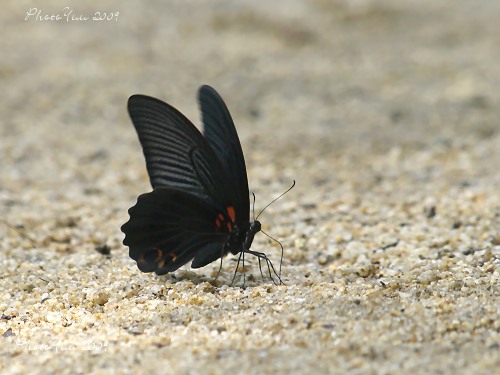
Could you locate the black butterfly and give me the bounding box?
[121,85,284,284]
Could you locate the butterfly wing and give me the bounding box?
[198,85,250,225]
[128,94,233,209]
[121,188,228,274]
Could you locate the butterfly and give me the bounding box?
[121,85,286,284]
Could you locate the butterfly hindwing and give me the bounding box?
[121,188,228,274]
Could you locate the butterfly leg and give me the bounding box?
[259,229,285,281]
[230,249,284,286]
[214,254,224,286]
[230,251,244,287]
[256,255,265,282]
[245,249,284,285]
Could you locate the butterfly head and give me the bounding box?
[243,220,261,251]
[249,220,261,234]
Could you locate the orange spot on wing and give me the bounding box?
[138,247,163,268]
[152,248,163,262]
[226,206,236,222]
[215,213,225,231]
[226,206,236,231]
[215,208,236,232]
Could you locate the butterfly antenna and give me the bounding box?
[255,180,296,220]
[260,229,285,280]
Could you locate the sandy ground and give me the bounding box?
[1,0,499,374]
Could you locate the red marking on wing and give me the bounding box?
[226,206,235,231]
[215,213,225,231]
[152,248,163,262]
[226,206,236,222]
[215,208,236,232]
[138,247,163,267]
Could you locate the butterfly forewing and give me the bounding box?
[128,94,231,209]
[198,85,250,226]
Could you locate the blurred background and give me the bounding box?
[3,0,500,194]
